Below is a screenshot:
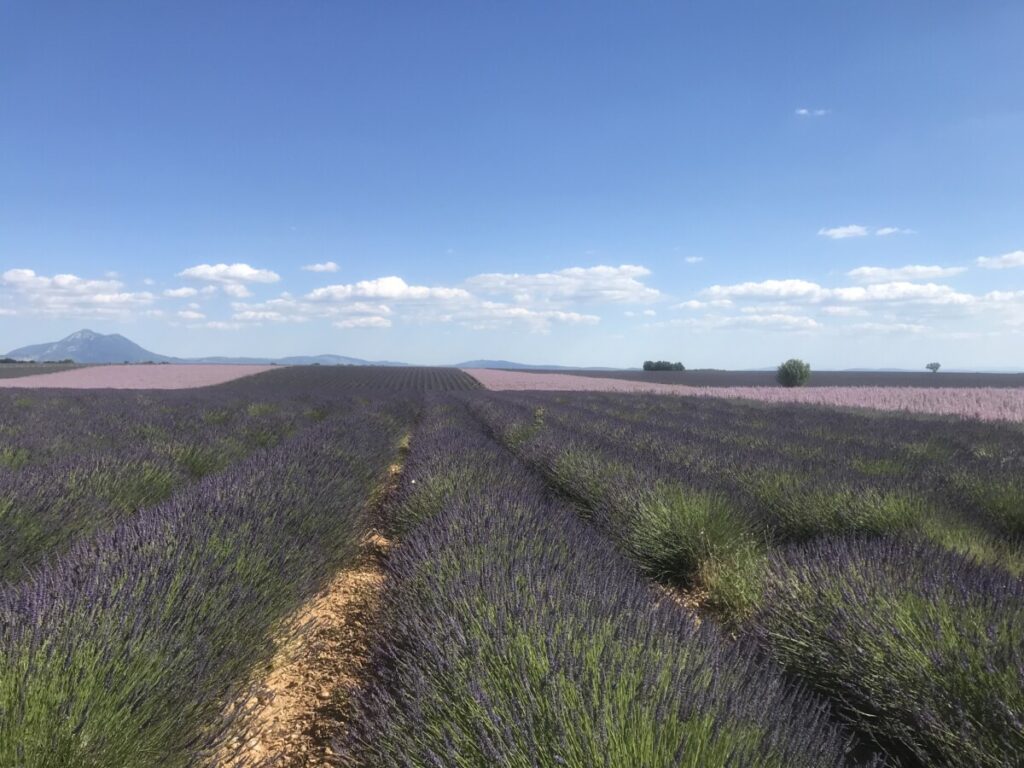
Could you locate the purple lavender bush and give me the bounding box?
[0,394,412,767]
[756,536,1024,767]
[342,398,879,767]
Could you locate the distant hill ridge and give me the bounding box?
[4,329,407,366]
[10,331,1017,372]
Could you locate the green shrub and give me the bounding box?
[776,359,810,387]
[626,484,752,587]
[0,447,30,470]
[171,444,232,479]
[953,474,1024,539]
[750,474,926,540]
[759,538,1024,767]
[922,517,1024,576]
[699,542,768,625]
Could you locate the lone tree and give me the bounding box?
[643,360,685,371]
[777,358,811,387]
[926,362,941,373]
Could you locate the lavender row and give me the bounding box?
[467,391,1024,765]
[0,396,412,767]
[0,366,473,580]
[342,396,877,766]
[759,537,1024,767]
[469,392,1024,566]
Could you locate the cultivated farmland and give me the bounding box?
[1,366,1022,767]
[467,368,1024,422]
[0,363,275,389]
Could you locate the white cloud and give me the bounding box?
[847,265,966,283]
[976,250,1024,269]
[177,262,279,302]
[467,264,659,303]
[222,283,252,298]
[676,299,733,309]
[820,305,869,317]
[302,261,339,273]
[163,287,198,298]
[983,290,1024,302]
[178,262,280,284]
[830,282,974,305]
[705,279,828,301]
[307,276,469,302]
[704,278,973,306]
[684,256,704,264]
[143,278,156,286]
[875,227,915,236]
[795,108,829,117]
[205,321,244,330]
[850,322,929,334]
[232,310,297,322]
[666,313,820,331]
[739,303,801,314]
[229,297,392,324]
[177,309,206,320]
[818,225,869,239]
[333,316,392,329]
[447,302,600,333]
[731,313,820,329]
[1,268,155,317]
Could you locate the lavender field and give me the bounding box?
[1,367,1022,767]
[467,368,1024,423]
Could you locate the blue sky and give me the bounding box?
[2,2,1022,367]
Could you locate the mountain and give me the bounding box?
[4,330,405,366]
[5,329,172,363]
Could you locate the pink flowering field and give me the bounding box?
[0,364,275,390]
[465,368,1024,423]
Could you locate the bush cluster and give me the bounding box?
[643,360,685,371]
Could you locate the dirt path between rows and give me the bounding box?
[209,532,389,767]
[209,443,408,768]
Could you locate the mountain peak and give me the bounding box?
[6,329,167,364]
[3,330,406,366]
[66,329,100,340]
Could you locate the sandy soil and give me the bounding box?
[209,451,407,768]
[464,368,1024,422]
[210,533,390,768]
[0,364,275,389]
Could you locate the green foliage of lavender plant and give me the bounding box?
[951,473,1024,539]
[0,399,411,767]
[698,541,768,625]
[748,474,927,540]
[625,483,754,587]
[345,400,869,767]
[0,367,420,580]
[757,537,1024,767]
[0,446,30,469]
